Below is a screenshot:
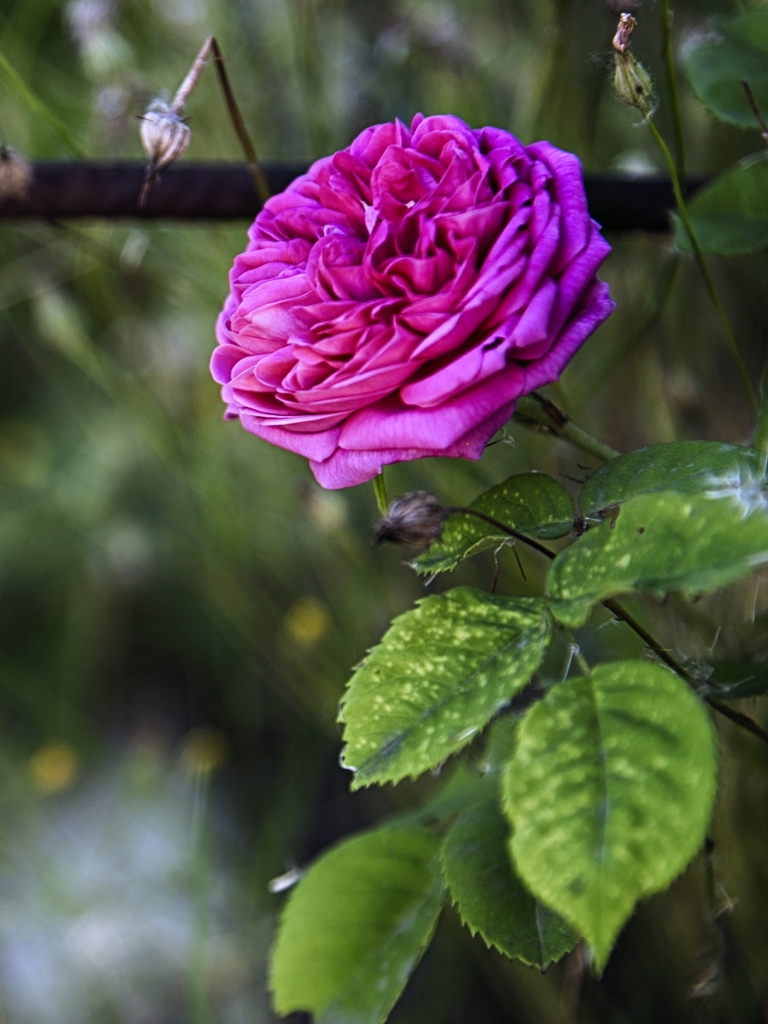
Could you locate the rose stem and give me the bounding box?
[372,472,389,516]
[513,392,621,463]
[452,507,768,746]
[644,115,757,410]
[659,0,686,181]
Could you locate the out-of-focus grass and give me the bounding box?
[0,0,767,1021]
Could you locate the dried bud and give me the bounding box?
[612,12,636,53]
[0,146,32,199]
[612,15,655,116]
[139,102,191,178]
[374,492,450,547]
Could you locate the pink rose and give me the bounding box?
[212,114,615,488]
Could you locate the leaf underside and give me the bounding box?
[504,660,717,971]
[442,799,577,968]
[340,588,552,787]
[685,7,768,126]
[270,825,446,1024]
[674,154,768,256]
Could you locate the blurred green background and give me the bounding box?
[0,0,767,1021]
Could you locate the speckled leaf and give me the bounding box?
[685,8,768,126]
[270,825,445,1024]
[504,661,717,972]
[548,490,768,628]
[673,153,768,256]
[340,589,552,788]
[580,441,765,518]
[442,799,577,967]
[412,472,573,575]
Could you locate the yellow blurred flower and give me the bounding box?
[283,597,331,646]
[180,727,229,776]
[30,741,79,794]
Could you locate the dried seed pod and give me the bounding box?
[139,102,191,178]
[374,492,450,547]
[0,146,32,199]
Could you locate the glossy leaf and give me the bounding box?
[442,799,577,968]
[340,589,552,787]
[580,441,765,518]
[270,825,445,1024]
[685,8,768,127]
[412,472,573,575]
[504,661,717,971]
[549,489,768,627]
[674,153,768,256]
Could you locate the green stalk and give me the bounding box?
[514,393,621,463]
[645,117,757,410]
[373,472,389,515]
[0,48,85,157]
[659,0,686,180]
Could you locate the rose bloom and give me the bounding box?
[212,114,614,488]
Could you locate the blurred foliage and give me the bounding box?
[0,0,767,1021]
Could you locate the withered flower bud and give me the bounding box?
[139,102,191,178]
[374,492,450,547]
[0,146,32,199]
[612,15,655,117]
[612,12,636,53]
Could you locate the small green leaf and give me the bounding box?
[442,799,577,968]
[702,659,768,699]
[340,589,552,788]
[549,489,768,627]
[504,661,717,972]
[685,8,768,127]
[412,472,573,575]
[270,825,445,1024]
[580,441,765,518]
[673,153,768,256]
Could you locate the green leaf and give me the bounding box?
[702,659,768,699]
[548,489,768,627]
[580,441,765,518]
[685,9,768,127]
[504,661,717,971]
[673,153,768,256]
[270,825,445,1024]
[340,589,552,787]
[442,799,577,968]
[411,472,573,575]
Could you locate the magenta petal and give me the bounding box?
[240,416,342,461]
[212,116,615,489]
[340,364,527,451]
[210,344,247,384]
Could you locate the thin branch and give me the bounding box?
[741,80,768,147]
[448,514,768,749]
[208,39,271,205]
[446,507,559,561]
[513,392,621,463]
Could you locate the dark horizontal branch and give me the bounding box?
[0,160,705,229]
